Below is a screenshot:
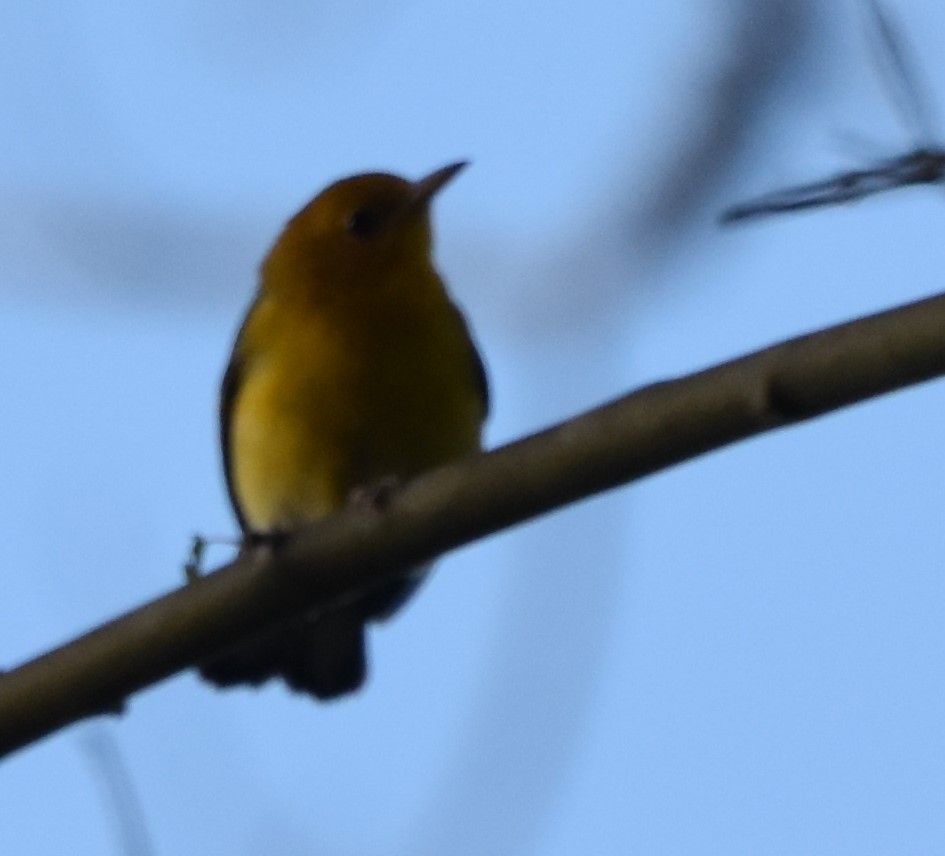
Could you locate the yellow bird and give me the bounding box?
[200,162,488,700]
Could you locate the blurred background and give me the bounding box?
[2,1,945,853]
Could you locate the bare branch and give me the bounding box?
[3,289,945,758]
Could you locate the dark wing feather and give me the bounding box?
[470,338,490,418]
[219,304,254,534]
[451,301,490,419]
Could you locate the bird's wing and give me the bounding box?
[451,302,490,419]
[219,304,254,535]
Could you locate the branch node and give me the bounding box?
[764,374,810,424]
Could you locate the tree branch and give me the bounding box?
[3,289,945,759]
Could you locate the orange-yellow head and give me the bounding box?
[262,161,468,299]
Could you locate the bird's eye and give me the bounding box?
[345,208,380,238]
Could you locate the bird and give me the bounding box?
[198,162,488,700]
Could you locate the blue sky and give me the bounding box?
[2,1,945,854]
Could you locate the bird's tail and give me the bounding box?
[198,607,366,701]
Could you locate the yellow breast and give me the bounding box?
[228,278,484,532]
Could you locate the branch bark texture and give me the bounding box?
[2,290,944,758]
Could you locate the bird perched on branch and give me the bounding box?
[199,162,488,700]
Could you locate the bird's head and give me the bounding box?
[262,161,467,298]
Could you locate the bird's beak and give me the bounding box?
[409,161,469,210]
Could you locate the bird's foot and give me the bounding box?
[244,530,290,553]
[348,476,403,513]
[183,533,243,582]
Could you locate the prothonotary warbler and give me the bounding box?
[199,162,488,700]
